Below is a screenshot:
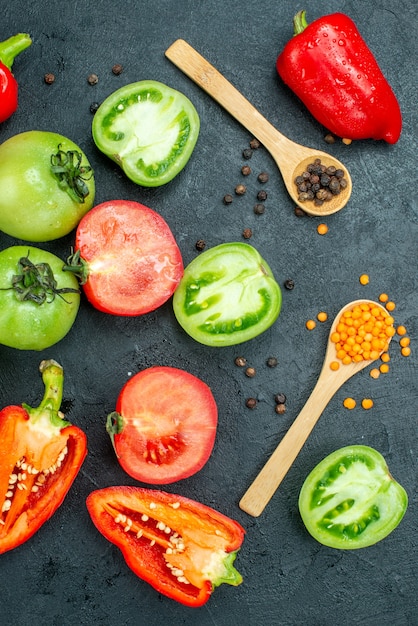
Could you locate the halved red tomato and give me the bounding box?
[64,200,183,316]
[106,366,218,484]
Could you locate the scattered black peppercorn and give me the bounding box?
[274,393,287,404]
[235,184,247,195]
[241,165,252,176]
[245,366,256,378]
[245,398,257,409]
[324,133,336,144]
[275,403,286,415]
[284,279,295,290]
[253,203,265,215]
[112,63,124,75]
[294,206,307,217]
[257,190,268,201]
[242,148,253,160]
[89,102,100,114]
[87,73,99,85]
[223,194,233,205]
[249,138,261,150]
[234,356,247,367]
[266,357,278,367]
[257,172,269,183]
[195,239,206,251]
[242,228,252,239]
[44,73,55,84]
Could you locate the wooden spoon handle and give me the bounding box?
[165,39,288,154]
[239,376,340,517]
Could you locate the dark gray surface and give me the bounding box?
[0,1,417,625]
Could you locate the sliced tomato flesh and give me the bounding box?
[107,366,218,484]
[73,200,183,316]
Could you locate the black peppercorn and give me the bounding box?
[245,398,257,409]
[112,64,124,75]
[245,366,256,378]
[87,73,99,85]
[44,73,55,84]
[257,172,269,183]
[223,194,233,205]
[89,102,100,114]
[234,356,247,367]
[266,357,278,367]
[274,393,287,404]
[257,190,268,201]
[253,203,265,215]
[284,279,295,290]
[249,138,261,150]
[242,228,252,239]
[235,184,247,195]
[241,165,252,176]
[242,148,253,160]
[275,403,286,415]
[195,239,206,251]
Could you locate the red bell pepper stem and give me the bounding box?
[0,33,32,123]
[292,9,309,36]
[0,33,32,71]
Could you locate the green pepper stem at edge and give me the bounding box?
[293,10,309,36]
[0,33,32,71]
[22,360,71,429]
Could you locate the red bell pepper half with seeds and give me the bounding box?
[86,486,245,607]
[0,360,87,554]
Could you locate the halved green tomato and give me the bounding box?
[92,80,200,186]
[173,242,282,347]
[299,445,408,549]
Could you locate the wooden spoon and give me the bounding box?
[165,39,352,216]
[239,300,392,517]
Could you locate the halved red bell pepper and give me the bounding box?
[0,360,87,554]
[86,486,245,607]
[276,11,402,143]
[0,33,32,123]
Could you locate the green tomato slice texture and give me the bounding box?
[299,445,408,549]
[173,243,282,347]
[92,80,200,186]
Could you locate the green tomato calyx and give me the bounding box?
[9,254,79,305]
[50,144,93,203]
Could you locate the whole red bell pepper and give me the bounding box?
[276,11,402,143]
[87,486,245,607]
[0,360,87,554]
[0,33,32,123]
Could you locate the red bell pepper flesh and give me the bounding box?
[0,360,87,554]
[276,12,402,143]
[0,33,32,123]
[86,486,245,607]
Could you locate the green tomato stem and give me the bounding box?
[0,33,32,71]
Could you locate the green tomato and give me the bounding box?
[0,131,95,242]
[299,445,408,549]
[173,242,282,347]
[0,246,80,350]
[92,80,200,187]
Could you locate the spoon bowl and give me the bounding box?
[165,39,352,216]
[239,300,393,517]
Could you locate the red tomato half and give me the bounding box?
[106,366,218,484]
[67,200,183,316]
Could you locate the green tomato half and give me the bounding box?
[299,445,408,549]
[173,242,282,347]
[0,246,80,350]
[0,131,95,242]
[92,80,200,187]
